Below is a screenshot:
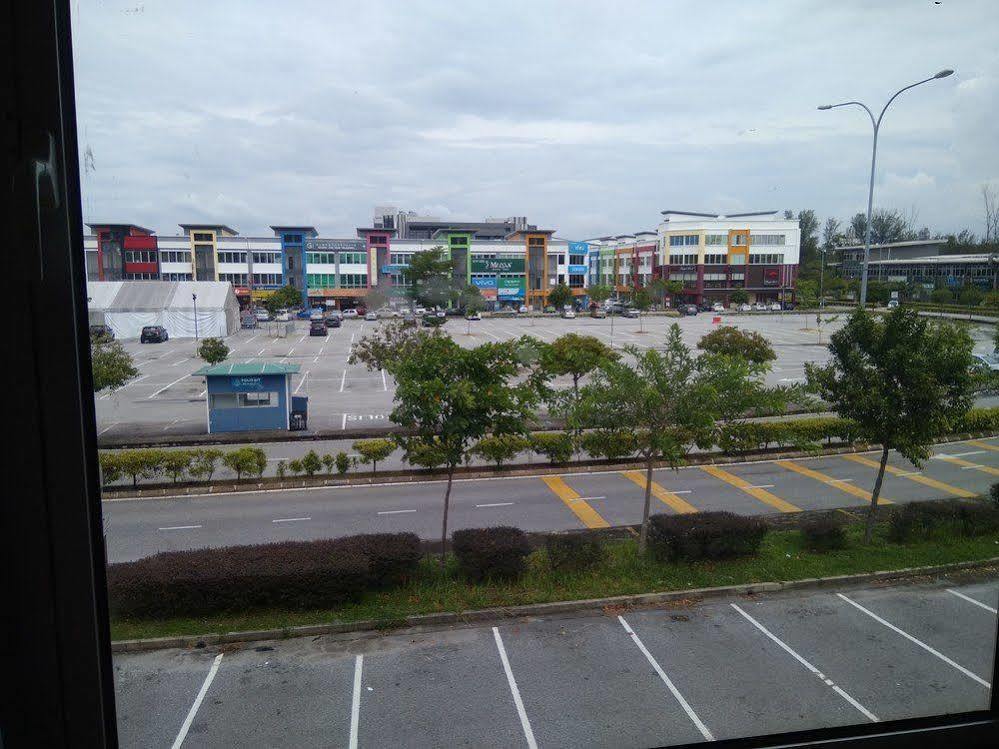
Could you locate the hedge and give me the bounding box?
[647,511,767,562]
[530,432,575,464]
[800,516,847,551]
[452,527,531,581]
[888,499,999,543]
[100,446,266,486]
[545,533,604,572]
[107,532,422,618]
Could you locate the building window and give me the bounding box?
[749,253,785,264]
[729,254,746,265]
[218,251,247,264]
[339,273,367,288]
[704,254,726,265]
[283,234,303,245]
[705,234,727,246]
[339,251,367,265]
[750,234,786,246]
[162,272,193,281]
[239,391,275,408]
[732,234,747,246]
[219,273,248,286]
[390,253,413,266]
[193,232,212,242]
[306,252,336,265]
[369,235,387,245]
[568,274,585,288]
[161,250,192,263]
[669,254,698,265]
[528,237,545,247]
[251,251,281,264]
[252,273,282,286]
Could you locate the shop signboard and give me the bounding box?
[498,276,525,298]
[471,257,524,273]
[471,276,498,289]
[230,376,265,392]
[763,267,780,286]
[568,264,588,274]
[305,238,364,252]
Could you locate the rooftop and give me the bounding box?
[192,362,301,377]
[832,239,945,252]
[866,253,992,265]
[180,224,238,234]
[86,222,156,234]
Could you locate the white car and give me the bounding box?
[342,308,358,319]
[712,303,724,313]
[561,309,576,319]
[518,305,528,314]
[754,302,767,311]
[364,311,378,321]
[466,311,481,321]
[739,303,752,312]
[887,299,899,309]
[769,302,782,311]
[254,309,270,322]
[275,311,291,321]
[413,307,426,317]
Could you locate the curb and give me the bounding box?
[110,555,999,653]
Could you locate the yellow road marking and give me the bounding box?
[541,476,610,529]
[934,454,999,477]
[620,471,698,514]
[775,460,892,505]
[699,465,801,513]
[966,440,999,453]
[842,454,976,498]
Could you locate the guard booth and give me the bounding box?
[193,363,304,433]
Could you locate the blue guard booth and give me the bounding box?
[193,363,307,433]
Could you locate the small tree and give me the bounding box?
[587,284,613,307]
[188,449,223,482]
[572,325,723,552]
[321,453,336,474]
[98,452,122,485]
[364,285,390,314]
[162,450,194,483]
[353,438,395,473]
[197,337,229,365]
[276,460,287,479]
[697,326,777,366]
[958,285,984,307]
[730,289,749,305]
[631,287,652,331]
[547,283,574,311]
[471,434,529,468]
[223,447,267,480]
[264,284,305,314]
[664,280,685,306]
[91,338,138,393]
[806,308,974,542]
[335,451,351,475]
[287,459,303,475]
[301,449,322,476]
[461,284,487,334]
[539,334,618,397]
[116,449,165,488]
[350,320,443,372]
[931,288,954,305]
[403,246,455,308]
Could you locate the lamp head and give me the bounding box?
[934,69,954,79]
[817,105,832,110]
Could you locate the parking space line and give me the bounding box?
[272,517,311,523]
[493,627,538,749]
[171,652,223,749]
[842,454,976,498]
[730,604,878,722]
[621,471,698,514]
[618,616,714,741]
[836,593,990,688]
[381,369,387,391]
[775,460,892,505]
[700,465,801,512]
[477,502,514,508]
[541,476,609,528]
[947,588,998,614]
[148,372,191,399]
[933,454,999,477]
[966,439,999,453]
[349,655,362,749]
[339,369,347,393]
[377,509,416,515]
[158,524,202,530]
[294,370,309,394]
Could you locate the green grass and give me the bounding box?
[110,524,999,642]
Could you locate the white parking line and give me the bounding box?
[836,593,990,688]
[341,413,347,430]
[98,422,118,435]
[946,588,998,614]
[272,516,311,523]
[377,509,416,515]
[477,502,515,508]
[747,484,775,489]
[158,524,202,531]
[171,653,223,749]
[148,372,190,399]
[618,615,714,740]
[493,627,538,749]
[731,603,878,722]
[294,371,309,394]
[934,450,985,459]
[349,655,363,749]
[340,369,347,393]
[381,369,388,391]
[171,356,190,367]
[569,495,606,502]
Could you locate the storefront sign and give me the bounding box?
[568,264,588,275]
[471,258,524,273]
[380,264,408,274]
[305,238,365,252]
[230,376,266,391]
[763,267,780,286]
[471,276,498,289]
[498,276,525,297]
[568,241,589,255]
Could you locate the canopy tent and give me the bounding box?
[86,281,240,339]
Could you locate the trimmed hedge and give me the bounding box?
[718,417,859,454]
[545,533,605,572]
[452,526,531,581]
[887,499,999,542]
[647,511,767,562]
[107,532,422,618]
[100,446,264,486]
[530,432,576,464]
[800,516,847,551]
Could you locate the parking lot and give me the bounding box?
[113,575,997,748]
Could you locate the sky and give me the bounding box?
[71,0,999,241]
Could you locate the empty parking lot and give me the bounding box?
[113,575,997,748]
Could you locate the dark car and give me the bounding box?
[324,315,341,329]
[140,325,168,343]
[422,314,446,327]
[623,308,640,318]
[309,320,327,336]
[681,305,698,316]
[89,324,114,341]
[699,301,714,312]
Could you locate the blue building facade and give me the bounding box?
[194,363,300,433]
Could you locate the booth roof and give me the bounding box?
[192,362,301,377]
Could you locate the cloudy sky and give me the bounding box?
[71,0,998,240]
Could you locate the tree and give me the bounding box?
[162,450,194,483]
[730,289,749,305]
[364,285,390,313]
[222,447,267,480]
[796,210,820,268]
[571,325,722,552]
[352,438,395,473]
[931,288,954,305]
[91,338,138,393]
[958,285,985,307]
[403,246,454,308]
[321,453,336,474]
[547,282,574,311]
[197,337,229,365]
[116,449,165,488]
[188,448,223,481]
[460,284,487,334]
[335,451,351,475]
[697,326,776,366]
[848,208,914,246]
[805,308,974,542]
[471,434,529,468]
[647,278,669,309]
[301,449,322,476]
[264,284,305,314]
[631,287,652,331]
[587,284,613,307]
[388,336,534,567]
[822,217,841,250]
[350,320,444,372]
[539,334,619,397]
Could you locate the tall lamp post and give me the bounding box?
[192,292,199,340]
[818,69,953,307]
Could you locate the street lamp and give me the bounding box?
[818,69,953,307]
[192,292,199,340]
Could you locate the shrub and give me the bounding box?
[545,533,605,572]
[197,337,229,365]
[98,452,122,484]
[955,407,999,434]
[990,482,999,508]
[321,453,335,474]
[452,526,531,581]
[301,450,322,476]
[530,432,575,464]
[115,449,167,487]
[336,532,422,587]
[188,448,223,482]
[697,326,776,365]
[957,502,999,537]
[647,511,767,562]
[887,501,959,542]
[353,438,395,473]
[471,434,529,468]
[335,451,351,475]
[223,447,267,479]
[276,460,287,479]
[161,450,195,483]
[580,430,637,460]
[106,538,370,618]
[287,459,303,476]
[800,516,847,551]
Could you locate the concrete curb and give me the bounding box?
[100,430,997,501]
[110,555,999,653]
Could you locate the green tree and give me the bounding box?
[222,447,267,480]
[364,285,390,313]
[335,451,351,475]
[471,434,529,468]
[352,438,395,473]
[931,287,954,305]
[647,278,669,309]
[806,308,974,542]
[321,453,335,474]
[197,337,229,365]
[958,285,985,307]
[849,208,914,246]
[116,449,165,488]
[350,320,444,372]
[161,450,194,483]
[188,449,223,481]
[587,284,613,306]
[287,459,303,475]
[403,246,454,308]
[276,460,287,479]
[697,326,777,366]
[796,210,820,269]
[264,284,305,314]
[631,287,652,331]
[301,449,322,476]
[91,338,138,393]
[539,334,618,397]
[98,452,122,485]
[571,326,723,552]
[388,336,534,567]
[730,289,749,305]
[547,282,574,311]
[460,284,487,333]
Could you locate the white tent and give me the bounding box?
[86,281,240,339]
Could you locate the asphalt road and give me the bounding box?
[95,312,866,441]
[112,574,998,748]
[103,437,999,563]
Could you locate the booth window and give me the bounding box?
[239,391,275,407]
[210,393,237,409]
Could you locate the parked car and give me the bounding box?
[364,311,378,321]
[422,314,446,327]
[309,320,327,336]
[140,325,168,343]
[254,309,270,322]
[493,307,516,316]
[782,301,797,311]
[712,303,725,313]
[739,303,752,312]
[699,301,714,312]
[623,308,640,318]
[466,311,482,321]
[590,307,607,319]
[561,309,577,319]
[241,315,257,329]
[89,324,114,341]
[295,308,313,320]
[887,299,900,309]
[276,311,291,321]
[324,315,341,329]
[680,305,697,316]
[973,352,999,372]
[376,307,396,319]
[356,305,368,316]
[518,305,528,314]
[342,308,358,319]
[769,302,782,311]
[753,302,767,311]
[414,307,427,317]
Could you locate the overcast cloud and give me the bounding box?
[71,0,999,240]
